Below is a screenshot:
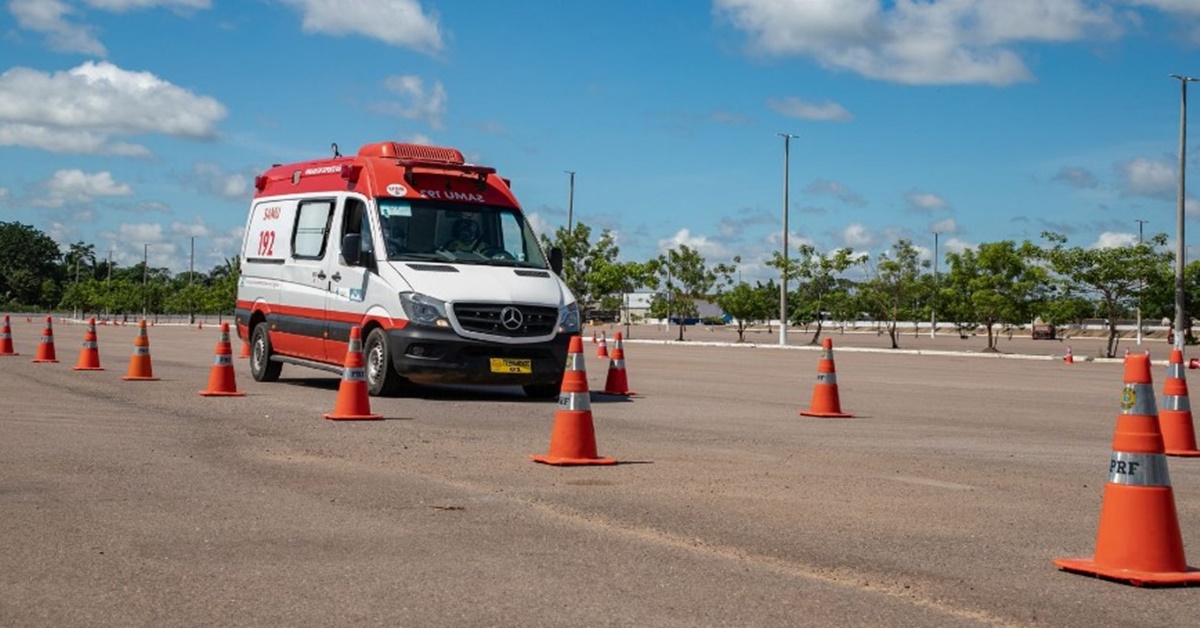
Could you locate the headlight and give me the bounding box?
[399,292,450,328]
[558,302,580,334]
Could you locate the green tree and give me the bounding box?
[860,239,927,349]
[714,280,774,342]
[942,240,1046,351]
[771,245,865,345]
[1035,232,1172,357]
[0,222,62,307]
[649,244,734,341]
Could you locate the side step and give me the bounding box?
[270,354,344,375]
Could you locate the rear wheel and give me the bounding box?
[365,327,409,396]
[250,322,282,382]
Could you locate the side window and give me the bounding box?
[293,199,334,259]
[340,198,373,261]
[498,212,526,261]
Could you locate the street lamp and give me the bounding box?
[564,170,575,233]
[1171,74,1197,350]
[778,132,798,346]
[931,231,940,339]
[1135,218,1148,346]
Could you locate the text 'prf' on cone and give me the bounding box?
[121,319,159,381]
[1054,353,1200,586]
[200,323,244,396]
[72,317,103,370]
[32,316,58,363]
[324,326,382,420]
[532,335,616,466]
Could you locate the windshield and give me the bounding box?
[375,198,550,268]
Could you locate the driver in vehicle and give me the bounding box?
[443,217,488,253]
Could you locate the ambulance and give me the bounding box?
[235,141,578,398]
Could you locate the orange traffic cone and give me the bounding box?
[238,337,251,359]
[799,337,853,418]
[1160,348,1200,457]
[596,331,608,358]
[121,319,159,381]
[591,330,597,344]
[324,326,382,420]
[72,317,103,371]
[1065,346,1075,365]
[0,314,18,356]
[532,335,616,466]
[602,331,634,396]
[32,316,59,363]
[1054,353,1200,586]
[200,323,245,397]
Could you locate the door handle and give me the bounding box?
[316,271,327,280]
[331,272,342,282]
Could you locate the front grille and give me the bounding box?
[453,303,558,337]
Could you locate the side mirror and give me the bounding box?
[342,234,362,266]
[549,247,563,275]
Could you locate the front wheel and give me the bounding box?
[250,322,282,382]
[364,328,410,396]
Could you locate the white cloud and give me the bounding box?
[767,96,852,121]
[370,75,447,130]
[839,222,875,248]
[715,0,1118,85]
[942,236,974,255]
[1130,1,1200,16]
[10,0,106,55]
[10,0,212,56]
[1117,156,1175,200]
[930,217,960,234]
[192,163,251,200]
[805,178,866,206]
[282,0,443,53]
[0,61,226,155]
[31,169,133,208]
[905,190,951,213]
[657,228,733,259]
[526,212,554,240]
[1053,166,1099,189]
[84,0,210,11]
[1092,231,1137,249]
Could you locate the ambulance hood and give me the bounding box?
[391,261,572,306]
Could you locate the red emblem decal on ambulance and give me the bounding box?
[386,184,407,196]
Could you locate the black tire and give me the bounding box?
[523,382,561,400]
[250,322,282,382]
[364,327,408,396]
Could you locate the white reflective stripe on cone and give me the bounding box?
[81,341,96,349]
[566,353,585,371]
[558,391,591,411]
[610,358,625,369]
[816,372,838,385]
[214,354,232,366]
[133,346,149,356]
[1169,364,1186,379]
[1120,383,1157,416]
[343,367,365,381]
[1108,451,1171,486]
[349,338,362,353]
[1163,395,1192,411]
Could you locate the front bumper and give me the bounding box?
[388,326,571,386]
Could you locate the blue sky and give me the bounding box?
[3,1,1200,282]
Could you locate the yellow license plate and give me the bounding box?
[490,358,532,374]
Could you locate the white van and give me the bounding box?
[234,141,579,398]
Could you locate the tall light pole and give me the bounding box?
[931,231,940,339]
[778,132,798,346]
[1135,218,1148,346]
[189,236,196,325]
[106,249,113,319]
[564,170,575,233]
[1171,74,1197,350]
